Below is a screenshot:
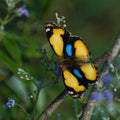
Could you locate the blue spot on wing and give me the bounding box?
[66,44,72,56]
[73,69,83,78]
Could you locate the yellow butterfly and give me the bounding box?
[45,22,97,98]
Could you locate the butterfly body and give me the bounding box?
[45,22,97,98]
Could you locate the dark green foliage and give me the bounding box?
[1,0,120,120]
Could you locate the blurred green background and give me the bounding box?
[0,0,120,120]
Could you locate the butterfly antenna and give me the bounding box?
[55,12,66,27]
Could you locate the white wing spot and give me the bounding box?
[68,91,74,95]
[46,28,50,32]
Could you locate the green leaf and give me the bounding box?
[3,37,22,64]
[0,50,18,73]
[5,75,30,105]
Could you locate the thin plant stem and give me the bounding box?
[16,103,31,119]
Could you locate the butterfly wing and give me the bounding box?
[64,36,90,62]
[62,63,97,98]
[62,67,88,98]
[45,22,70,57]
[45,22,90,61]
[80,63,97,83]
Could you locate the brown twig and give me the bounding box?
[36,89,68,120]
[37,34,120,120]
[80,34,120,120]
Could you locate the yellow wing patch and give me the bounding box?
[63,69,86,92]
[50,28,64,57]
[80,63,97,81]
[74,40,90,61]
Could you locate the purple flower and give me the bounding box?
[103,90,114,101]
[18,7,30,17]
[90,91,102,101]
[101,74,113,86]
[3,98,16,108]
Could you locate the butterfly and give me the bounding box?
[45,22,97,98]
